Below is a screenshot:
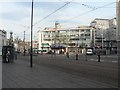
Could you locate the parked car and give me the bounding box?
[86,49,93,55]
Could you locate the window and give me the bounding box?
[81,34,84,36]
[81,30,84,32]
[85,34,90,36]
[86,30,90,32]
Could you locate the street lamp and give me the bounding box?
[90,21,97,48]
[75,34,79,60]
[30,0,34,68]
[116,0,120,56]
[23,31,26,56]
[101,33,104,52]
[75,34,79,54]
[99,23,104,54]
[9,32,14,46]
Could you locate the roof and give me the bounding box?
[42,26,91,32]
[0,29,7,34]
[50,43,67,49]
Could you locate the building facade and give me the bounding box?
[36,18,117,54]
[37,25,93,54]
[0,29,7,55]
[91,18,117,54]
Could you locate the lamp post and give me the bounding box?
[30,0,34,68]
[99,23,104,54]
[75,34,79,60]
[116,0,120,57]
[90,21,97,48]
[101,33,104,53]
[23,31,25,56]
[9,32,13,46]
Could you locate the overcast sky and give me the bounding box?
[0,0,116,40]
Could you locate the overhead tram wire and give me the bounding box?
[3,1,72,37]
[59,0,96,10]
[32,1,115,35]
[33,1,72,26]
[62,2,116,22]
[2,21,30,29]
[1,21,30,39]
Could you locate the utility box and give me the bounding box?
[2,45,15,63]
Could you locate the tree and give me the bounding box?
[59,34,71,46]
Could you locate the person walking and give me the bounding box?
[66,52,69,58]
[97,48,101,62]
[6,51,10,63]
[76,53,78,60]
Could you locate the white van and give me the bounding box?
[86,49,93,55]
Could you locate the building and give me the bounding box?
[106,18,117,50]
[90,18,117,54]
[37,25,93,54]
[0,29,7,55]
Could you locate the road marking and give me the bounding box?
[90,59,118,63]
[111,61,118,63]
[89,59,104,61]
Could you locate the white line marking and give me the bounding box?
[90,59,104,61]
[111,61,118,63]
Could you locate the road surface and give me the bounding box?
[2,54,118,88]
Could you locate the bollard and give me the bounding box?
[14,53,17,60]
[76,53,78,60]
[85,53,87,61]
[98,55,100,62]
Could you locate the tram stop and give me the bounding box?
[2,45,15,63]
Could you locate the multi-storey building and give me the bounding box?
[36,18,117,54]
[37,25,93,54]
[90,18,117,54]
[0,29,7,55]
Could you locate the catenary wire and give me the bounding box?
[62,2,116,22]
[33,1,73,26]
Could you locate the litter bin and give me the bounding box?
[2,45,15,63]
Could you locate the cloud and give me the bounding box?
[0,1,116,41]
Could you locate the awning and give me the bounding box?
[50,43,67,49]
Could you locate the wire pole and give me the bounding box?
[117,0,120,57]
[30,0,34,68]
[23,31,25,56]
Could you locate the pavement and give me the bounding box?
[2,54,118,88]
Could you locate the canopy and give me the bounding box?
[50,43,67,49]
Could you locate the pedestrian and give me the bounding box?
[14,52,17,60]
[6,50,10,63]
[51,50,53,58]
[66,52,69,58]
[76,53,78,60]
[97,49,101,62]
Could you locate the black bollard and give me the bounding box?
[85,53,87,61]
[98,55,100,62]
[76,53,78,60]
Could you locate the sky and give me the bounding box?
[0,0,116,40]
